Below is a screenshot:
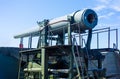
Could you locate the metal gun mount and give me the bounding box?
[15,9,112,79]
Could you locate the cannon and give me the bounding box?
[14,9,98,38]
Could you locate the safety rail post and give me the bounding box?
[97,33,99,49]
[19,37,23,48]
[116,29,118,49]
[108,27,110,48]
[28,35,32,48]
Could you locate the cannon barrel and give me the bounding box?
[14,9,98,38]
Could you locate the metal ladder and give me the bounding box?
[72,37,89,79]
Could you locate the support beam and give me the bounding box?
[41,48,48,79]
[41,20,49,79]
[68,22,74,79]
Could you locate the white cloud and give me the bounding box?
[96,0,111,4]
[107,12,115,16]
[97,23,120,30]
[110,6,120,12]
[99,12,115,19]
[99,15,107,19]
[99,0,108,3]
[93,5,106,11]
[96,0,120,12]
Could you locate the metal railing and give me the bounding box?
[19,26,119,50]
[77,27,118,49]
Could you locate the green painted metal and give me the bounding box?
[67,22,74,79]
[41,49,48,79]
[40,20,49,79]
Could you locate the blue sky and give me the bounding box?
[0,0,120,48]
